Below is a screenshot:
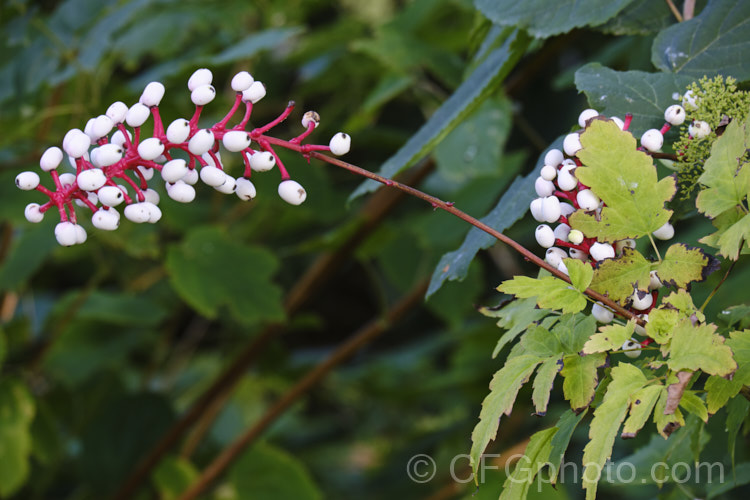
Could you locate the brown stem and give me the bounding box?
[665,0,684,22]
[177,282,429,500]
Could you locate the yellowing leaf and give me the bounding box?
[566,258,594,292]
[589,248,651,302]
[727,329,750,385]
[656,243,719,288]
[497,275,587,314]
[499,428,557,500]
[561,353,607,412]
[0,378,36,497]
[582,363,649,500]
[621,384,663,439]
[583,321,636,354]
[705,375,743,414]
[571,119,675,242]
[532,357,563,415]
[667,320,737,377]
[679,391,708,423]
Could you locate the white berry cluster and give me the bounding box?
[531,105,686,357]
[16,68,352,246]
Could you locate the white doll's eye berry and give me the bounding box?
[202,151,222,169]
[137,138,165,161]
[557,260,569,276]
[631,290,653,310]
[569,248,588,261]
[126,103,151,128]
[124,203,152,223]
[137,165,154,181]
[144,188,160,205]
[77,168,107,191]
[649,270,662,291]
[64,130,91,158]
[622,339,642,358]
[576,189,600,211]
[111,129,132,147]
[578,108,599,128]
[640,129,664,152]
[590,242,615,261]
[161,159,189,183]
[540,164,557,181]
[93,143,124,167]
[199,165,227,187]
[634,314,649,336]
[529,197,545,222]
[242,81,266,103]
[182,168,199,185]
[235,178,257,201]
[106,101,128,124]
[167,180,196,203]
[40,146,63,171]
[188,129,215,155]
[592,302,614,324]
[568,229,584,245]
[142,201,162,223]
[610,116,625,130]
[74,224,87,244]
[688,120,711,139]
[188,68,212,91]
[248,151,276,172]
[24,203,44,223]
[140,81,165,107]
[59,173,76,188]
[329,132,351,156]
[166,118,191,143]
[540,195,561,223]
[74,191,97,208]
[55,221,79,246]
[222,130,252,152]
[615,238,636,254]
[553,223,570,241]
[559,202,575,217]
[91,207,120,231]
[664,104,686,126]
[556,165,577,191]
[534,176,555,197]
[278,179,307,205]
[231,71,254,92]
[97,185,125,206]
[544,149,563,167]
[563,133,582,156]
[301,111,320,129]
[15,171,40,190]
[191,84,216,106]
[214,175,236,194]
[544,247,567,268]
[92,114,114,139]
[535,224,555,248]
[652,221,674,240]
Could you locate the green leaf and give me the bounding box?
[667,320,737,376]
[532,357,563,415]
[622,384,663,438]
[705,375,743,414]
[165,227,284,326]
[74,291,168,327]
[475,0,636,38]
[0,378,35,497]
[598,0,674,35]
[434,97,513,182]
[520,325,565,358]
[657,243,719,288]
[582,363,648,500]
[482,297,551,358]
[707,462,750,499]
[566,258,594,292]
[549,409,588,484]
[470,354,542,473]
[583,321,636,354]
[351,29,530,199]
[230,442,322,500]
[574,64,695,136]
[652,0,750,81]
[497,276,587,314]
[560,353,607,412]
[211,27,304,64]
[589,248,651,302]
[571,119,676,241]
[653,386,686,438]
[726,396,750,468]
[499,427,557,500]
[727,329,750,385]
[153,456,199,500]
[679,391,709,423]
[0,222,58,292]
[0,327,5,368]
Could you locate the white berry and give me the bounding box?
[640,129,663,152]
[569,248,588,261]
[540,165,557,181]
[653,221,674,240]
[590,242,615,261]
[578,108,598,128]
[329,132,351,156]
[592,302,614,324]
[188,68,212,91]
[15,171,40,190]
[231,71,254,92]
[248,151,276,172]
[167,180,196,203]
[563,133,582,156]
[541,196,561,223]
[93,143,124,167]
[97,185,125,206]
[560,202,575,217]
[278,179,306,205]
[140,81,165,107]
[529,198,545,222]
[92,207,120,231]
[55,221,78,246]
[556,165,577,191]
[138,138,165,160]
[622,339,642,358]
[557,260,569,276]
[615,238,636,254]
[664,105,686,126]
[535,176,555,197]
[92,114,114,139]
[199,165,226,187]
[161,159,189,183]
[191,84,216,106]
[649,270,662,291]
[126,103,150,128]
[214,175,236,194]
[166,118,191,143]
[235,178,257,201]
[222,130,252,152]
[182,168,199,185]
[576,189,600,211]
[111,129,132,147]
[535,224,555,248]
[106,101,128,124]
[40,146,64,171]
[688,120,711,139]
[188,129,215,155]
[553,223,570,242]
[24,203,44,223]
[610,116,625,130]
[77,168,107,191]
[242,81,266,103]
[683,90,699,110]
[631,290,653,311]
[568,229,584,245]
[59,173,76,188]
[543,149,563,167]
[124,203,151,223]
[137,165,154,181]
[544,247,567,268]
[64,130,91,158]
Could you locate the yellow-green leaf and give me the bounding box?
[653,386,685,438]
[583,321,636,354]
[667,320,737,377]
[0,378,36,497]
[566,258,594,292]
[561,353,607,412]
[656,243,719,288]
[622,384,662,438]
[499,427,557,500]
[705,375,743,415]
[679,391,709,423]
[532,357,563,415]
[497,275,587,314]
[589,248,651,302]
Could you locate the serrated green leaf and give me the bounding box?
[499,427,557,500]
[589,248,651,302]
[571,119,675,241]
[566,258,594,292]
[598,0,674,35]
[583,321,636,354]
[153,455,199,500]
[230,442,322,500]
[679,391,709,423]
[726,396,750,469]
[351,29,530,200]
[582,363,648,500]
[475,0,636,38]
[0,378,35,497]
[497,276,587,314]
[165,227,284,326]
[549,409,588,484]
[727,329,750,385]
[652,0,750,81]
[657,243,718,288]
[552,313,598,354]
[470,355,542,473]
[653,386,686,438]
[532,357,563,416]
[662,289,703,321]
[705,375,743,414]
[561,353,607,412]
[574,64,695,137]
[667,320,736,376]
[521,325,565,358]
[622,384,662,438]
[484,297,551,358]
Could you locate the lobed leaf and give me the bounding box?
[532,357,563,416]
[589,248,651,302]
[653,386,685,438]
[482,297,551,358]
[656,243,719,288]
[561,353,607,412]
[666,320,736,377]
[583,321,636,354]
[621,384,662,439]
[499,428,557,500]
[549,409,588,485]
[679,391,709,423]
[566,258,594,292]
[705,375,743,414]
[497,276,587,314]
[0,378,35,497]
